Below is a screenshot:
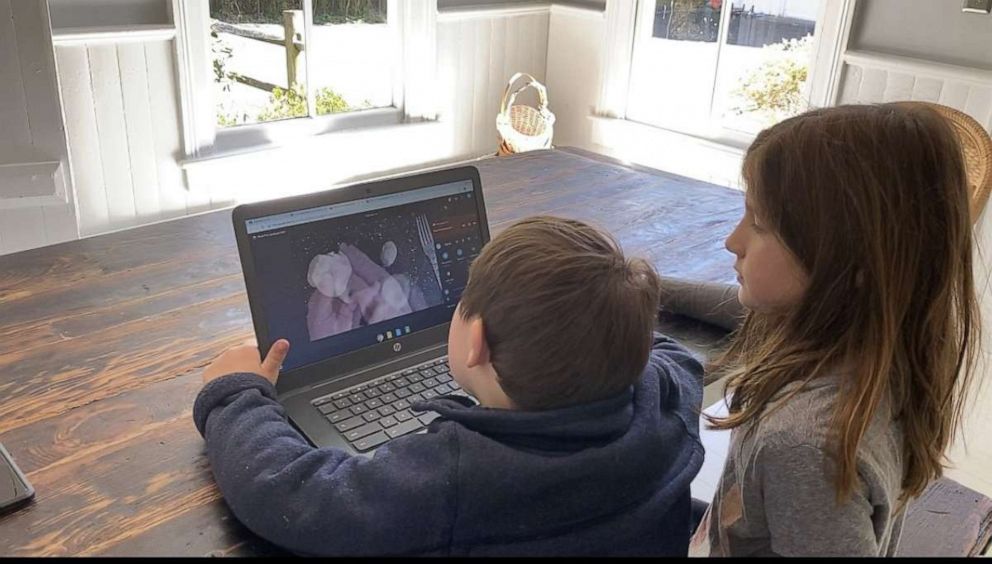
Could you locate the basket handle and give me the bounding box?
[499,72,549,116]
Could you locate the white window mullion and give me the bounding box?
[301,0,316,118]
[598,0,640,119]
[394,0,438,121]
[388,0,404,114]
[706,2,734,122]
[171,0,215,157]
[811,0,858,108]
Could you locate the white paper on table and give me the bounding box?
[689,398,731,503]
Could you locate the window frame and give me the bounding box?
[600,0,857,147]
[170,0,438,160]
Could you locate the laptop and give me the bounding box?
[232,166,490,454]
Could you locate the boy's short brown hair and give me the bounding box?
[458,216,661,410]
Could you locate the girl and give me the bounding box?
[671,103,981,556]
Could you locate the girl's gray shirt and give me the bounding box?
[660,277,906,557]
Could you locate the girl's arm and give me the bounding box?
[759,443,884,556]
[658,276,744,332]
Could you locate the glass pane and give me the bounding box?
[713,0,820,134]
[628,0,725,132]
[726,0,816,46]
[652,0,724,42]
[309,0,391,116]
[210,0,309,128]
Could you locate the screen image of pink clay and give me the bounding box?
[306,242,436,341]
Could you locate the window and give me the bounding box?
[209,0,392,128]
[626,0,828,142]
[174,0,436,158]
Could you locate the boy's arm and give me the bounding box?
[649,332,704,378]
[658,276,744,332]
[192,373,455,556]
[646,332,705,436]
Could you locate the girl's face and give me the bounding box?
[725,199,809,313]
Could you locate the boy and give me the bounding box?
[193,215,705,556]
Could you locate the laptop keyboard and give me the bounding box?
[311,356,473,452]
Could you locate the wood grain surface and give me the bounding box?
[2,148,982,556]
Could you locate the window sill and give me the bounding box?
[192,106,406,162]
[179,118,456,203]
[587,116,749,189]
[616,116,754,152]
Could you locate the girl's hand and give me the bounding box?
[202,339,290,385]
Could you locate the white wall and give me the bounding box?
[55,39,212,237]
[437,6,550,159]
[5,0,557,255]
[0,0,78,255]
[850,0,992,71]
[545,4,604,149]
[544,3,751,188]
[46,3,547,248]
[182,6,549,207]
[49,0,169,28]
[837,53,992,125]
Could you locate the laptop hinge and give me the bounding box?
[279,343,447,401]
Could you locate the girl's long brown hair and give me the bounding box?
[707,104,981,505]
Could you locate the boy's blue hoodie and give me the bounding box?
[192,332,704,556]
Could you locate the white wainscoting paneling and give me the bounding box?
[838,50,992,131]
[545,3,604,149]
[437,7,550,159]
[55,37,217,239]
[0,0,78,255]
[39,7,551,249]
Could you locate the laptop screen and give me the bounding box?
[244,180,484,372]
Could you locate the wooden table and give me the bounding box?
[0,148,743,556]
[2,146,990,557]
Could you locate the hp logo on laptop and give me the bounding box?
[393,343,402,352]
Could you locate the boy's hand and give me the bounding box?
[202,339,290,386]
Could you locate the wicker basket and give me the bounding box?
[496,72,556,156]
[898,101,992,224]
